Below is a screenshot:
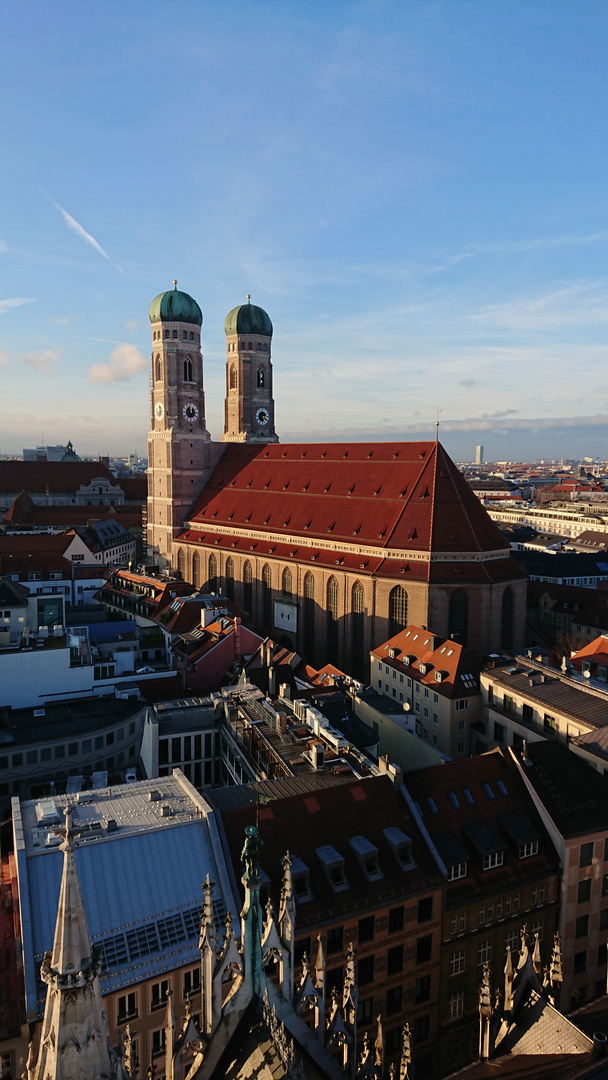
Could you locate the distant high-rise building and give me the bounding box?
[475,444,484,465]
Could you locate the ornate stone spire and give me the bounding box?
[399,1024,412,1080]
[29,808,128,1080]
[479,962,492,1060]
[532,932,542,977]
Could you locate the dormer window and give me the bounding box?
[291,855,312,901]
[383,827,414,870]
[419,662,428,675]
[316,845,348,892]
[349,836,383,881]
[482,851,504,870]
[447,862,468,881]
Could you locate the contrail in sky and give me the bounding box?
[43,189,129,276]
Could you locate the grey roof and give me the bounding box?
[205,772,356,814]
[522,741,608,837]
[14,774,235,1016]
[498,811,542,846]
[486,662,608,729]
[462,820,505,855]
[433,829,469,867]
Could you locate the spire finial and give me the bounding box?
[173,279,178,289]
[247,293,251,303]
[435,408,442,442]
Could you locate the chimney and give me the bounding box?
[233,616,241,657]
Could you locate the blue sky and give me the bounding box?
[1,0,607,462]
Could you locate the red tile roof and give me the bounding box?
[183,442,509,555]
[0,460,118,494]
[371,625,481,699]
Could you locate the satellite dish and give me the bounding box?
[583,669,591,679]
[403,702,411,711]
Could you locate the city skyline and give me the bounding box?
[1,1,607,461]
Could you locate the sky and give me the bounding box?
[1,0,607,463]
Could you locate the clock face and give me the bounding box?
[183,402,199,422]
[256,407,270,425]
[155,402,164,420]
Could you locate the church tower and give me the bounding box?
[147,282,212,567]
[222,297,278,443]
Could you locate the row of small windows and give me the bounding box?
[153,330,196,341]
[155,357,194,382]
[228,341,268,352]
[229,365,265,389]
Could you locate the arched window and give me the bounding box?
[448,589,468,645]
[155,355,162,382]
[208,553,218,593]
[189,332,194,340]
[243,560,253,613]
[225,556,235,600]
[282,567,292,597]
[192,551,201,590]
[304,572,315,659]
[177,548,186,578]
[501,586,514,652]
[262,563,272,626]
[257,368,264,388]
[229,364,237,390]
[164,329,169,338]
[388,586,408,638]
[183,357,193,381]
[248,341,253,351]
[173,330,178,339]
[327,576,339,662]
[351,580,365,668]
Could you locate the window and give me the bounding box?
[152,1030,165,1056]
[418,896,433,922]
[183,357,193,381]
[483,851,503,871]
[501,587,514,652]
[578,879,592,904]
[543,713,556,732]
[478,940,492,964]
[575,915,589,939]
[304,572,315,657]
[450,951,465,976]
[580,843,594,868]
[493,722,505,744]
[358,955,374,985]
[388,586,408,637]
[327,576,339,662]
[450,913,467,935]
[151,980,169,1010]
[448,590,468,645]
[358,916,375,943]
[573,950,587,975]
[416,935,432,964]
[388,906,404,933]
[183,968,201,998]
[225,555,235,600]
[117,992,137,1022]
[448,991,464,1020]
[455,698,469,711]
[600,909,608,933]
[386,985,403,1016]
[1,1052,13,1080]
[387,945,404,975]
[357,996,374,1024]
[415,974,431,1004]
[519,841,538,859]
[604,837,608,862]
[326,925,343,954]
[282,566,292,596]
[448,862,467,881]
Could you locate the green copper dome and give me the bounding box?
[224,296,273,338]
[149,281,203,326]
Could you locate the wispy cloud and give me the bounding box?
[45,191,129,277]
[473,281,608,330]
[89,342,148,383]
[49,315,70,325]
[0,348,10,366]
[20,348,62,374]
[284,412,608,441]
[0,297,35,315]
[427,231,608,274]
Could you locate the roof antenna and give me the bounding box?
[435,409,442,442]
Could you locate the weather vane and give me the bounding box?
[435,408,442,442]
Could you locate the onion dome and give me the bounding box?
[149,281,203,326]
[224,295,273,338]
[59,440,82,462]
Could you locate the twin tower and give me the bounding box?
[147,282,277,563]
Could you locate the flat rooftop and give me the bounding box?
[2,697,143,747]
[484,658,608,730]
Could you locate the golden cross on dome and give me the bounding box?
[247,293,251,302]
[173,279,178,288]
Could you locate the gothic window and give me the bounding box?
[243,560,253,613]
[155,355,162,382]
[388,586,408,637]
[501,586,514,652]
[208,553,218,593]
[165,444,171,468]
[449,590,468,645]
[173,330,178,339]
[282,567,292,597]
[248,341,253,350]
[164,329,169,338]
[304,572,315,659]
[189,332,194,340]
[177,548,186,578]
[192,551,201,590]
[262,563,272,626]
[225,556,235,601]
[351,580,365,667]
[257,368,264,388]
[327,576,339,662]
[183,357,193,382]
[229,364,237,390]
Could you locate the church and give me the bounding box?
[146,283,527,672]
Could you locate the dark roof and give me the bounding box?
[0,576,29,607]
[183,442,514,557]
[0,460,117,495]
[405,748,559,895]
[218,775,443,931]
[484,663,608,730]
[513,550,608,579]
[521,741,608,837]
